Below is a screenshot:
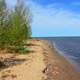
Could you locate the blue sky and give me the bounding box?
[6,0,80,37]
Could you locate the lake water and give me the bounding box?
[39,37,80,73]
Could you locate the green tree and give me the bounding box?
[0,0,6,26]
[0,0,8,67]
[0,0,32,53]
[8,0,32,46]
[0,0,9,48]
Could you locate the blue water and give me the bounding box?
[39,37,80,73]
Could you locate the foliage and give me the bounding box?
[0,0,8,48]
[0,0,32,53]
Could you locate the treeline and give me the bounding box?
[0,0,32,53]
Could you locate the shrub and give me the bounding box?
[0,0,32,53]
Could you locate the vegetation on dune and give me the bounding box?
[0,0,32,53]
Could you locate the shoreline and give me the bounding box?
[52,41,80,74]
[42,40,80,80]
[0,39,80,80]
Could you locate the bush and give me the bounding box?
[8,46,28,54]
[0,0,32,53]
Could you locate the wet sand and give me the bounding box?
[42,40,80,80]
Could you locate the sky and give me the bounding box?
[6,0,80,37]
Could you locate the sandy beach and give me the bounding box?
[0,39,80,80]
[0,39,46,80]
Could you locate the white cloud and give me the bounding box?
[27,1,80,36]
[28,1,80,26]
[6,0,80,36]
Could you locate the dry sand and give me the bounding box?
[0,39,46,80]
[0,39,80,80]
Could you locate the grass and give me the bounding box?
[7,46,28,54]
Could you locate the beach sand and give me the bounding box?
[0,39,80,80]
[0,39,46,80]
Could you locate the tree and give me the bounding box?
[0,0,9,48]
[0,0,7,67]
[8,0,32,46]
[0,0,32,53]
[0,0,7,26]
